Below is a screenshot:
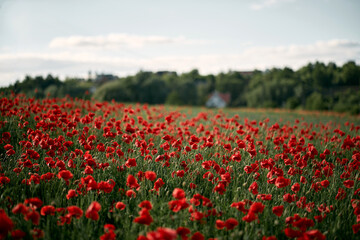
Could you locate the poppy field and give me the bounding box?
[0,94,360,240]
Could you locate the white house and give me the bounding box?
[206,91,231,108]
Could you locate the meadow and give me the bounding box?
[0,94,359,240]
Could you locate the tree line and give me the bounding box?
[1,61,359,114]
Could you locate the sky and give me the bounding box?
[0,0,359,86]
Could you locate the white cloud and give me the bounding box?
[250,0,296,10]
[0,39,359,87]
[49,33,204,49]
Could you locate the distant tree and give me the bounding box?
[139,77,169,104]
[312,62,333,89]
[341,61,360,86]
[165,91,183,105]
[93,80,131,102]
[305,92,326,110]
[333,89,360,114]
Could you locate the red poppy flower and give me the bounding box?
[320,180,329,188]
[168,199,190,212]
[12,203,28,215]
[353,223,360,234]
[214,183,226,195]
[216,220,225,230]
[134,209,153,225]
[137,235,148,240]
[322,165,333,177]
[100,231,116,240]
[304,230,325,240]
[30,228,44,240]
[291,183,300,193]
[231,201,248,214]
[335,188,347,200]
[257,194,272,201]
[115,202,126,210]
[40,205,55,216]
[249,181,259,195]
[139,200,152,210]
[262,236,277,240]
[146,227,177,240]
[249,202,265,214]
[25,210,40,225]
[242,211,257,223]
[284,228,302,238]
[84,166,93,175]
[343,180,354,188]
[272,206,284,217]
[66,189,77,200]
[85,201,101,221]
[145,171,157,181]
[191,232,204,240]
[67,206,83,219]
[104,224,116,232]
[6,149,15,156]
[0,209,14,239]
[125,158,137,168]
[11,229,26,240]
[98,180,115,193]
[225,218,238,230]
[153,178,165,191]
[2,132,11,140]
[173,188,186,199]
[25,198,43,209]
[300,176,307,184]
[275,176,291,188]
[57,170,73,185]
[126,175,140,190]
[126,190,136,198]
[0,176,10,186]
[176,227,191,240]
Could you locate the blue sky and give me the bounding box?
[0,0,359,86]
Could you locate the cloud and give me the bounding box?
[241,39,360,66]
[250,0,296,10]
[49,33,204,49]
[0,39,359,87]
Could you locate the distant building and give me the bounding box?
[95,74,117,85]
[206,91,231,108]
[155,71,177,76]
[234,71,254,77]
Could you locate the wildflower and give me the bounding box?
[272,206,284,217]
[67,206,83,219]
[173,188,186,199]
[225,218,238,230]
[40,205,55,216]
[115,202,126,210]
[85,201,101,221]
[134,209,153,225]
[57,170,73,185]
[0,209,14,239]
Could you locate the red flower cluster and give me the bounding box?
[134,201,153,226]
[0,95,359,239]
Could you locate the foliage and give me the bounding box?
[1,61,360,114]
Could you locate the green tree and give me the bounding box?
[341,61,360,86]
[305,92,326,110]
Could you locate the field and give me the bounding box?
[0,94,360,240]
